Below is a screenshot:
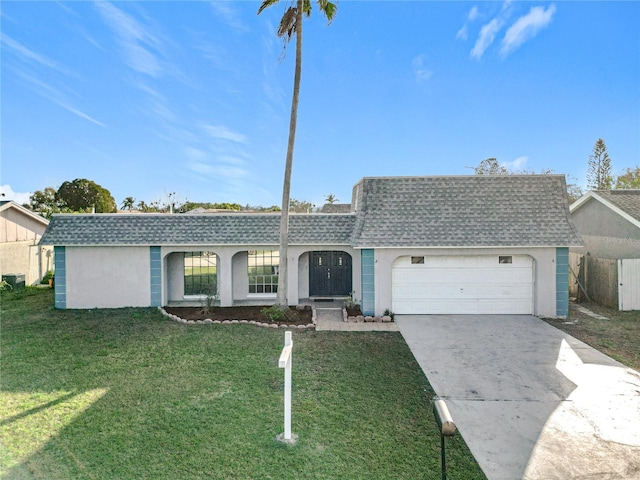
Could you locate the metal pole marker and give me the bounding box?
[278,331,294,442]
[433,397,457,480]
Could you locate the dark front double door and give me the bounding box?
[309,251,352,297]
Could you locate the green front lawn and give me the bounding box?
[1,288,485,479]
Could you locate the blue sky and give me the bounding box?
[1,1,639,209]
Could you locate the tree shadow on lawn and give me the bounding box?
[1,289,485,479]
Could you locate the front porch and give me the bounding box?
[162,245,359,308]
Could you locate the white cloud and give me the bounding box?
[210,2,247,32]
[50,99,106,127]
[188,161,214,175]
[503,156,528,170]
[218,155,247,166]
[94,1,163,77]
[187,162,247,179]
[202,125,247,144]
[468,6,480,21]
[500,4,556,57]
[184,147,207,160]
[0,185,32,205]
[412,54,432,83]
[9,66,105,127]
[471,18,503,60]
[456,25,469,41]
[1,33,59,70]
[456,6,480,40]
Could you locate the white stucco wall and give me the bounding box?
[66,246,151,308]
[232,251,249,300]
[1,206,48,242]
[0,242,53,285]
[1,204,51,284]
[571,200,639,259]
[166,252,184,302]
[372,247,558,318]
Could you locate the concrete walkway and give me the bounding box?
[314,307,398,332]
[396,314,640,480]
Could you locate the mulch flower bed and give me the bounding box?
[163,305,313,326]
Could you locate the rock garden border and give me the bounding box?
[158,306,317,330]
[343,309,394,324]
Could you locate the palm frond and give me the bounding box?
[317,0,337,23]
[257,0,281,16]
[276,6,298,41]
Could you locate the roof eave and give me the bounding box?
[570,192,640,229]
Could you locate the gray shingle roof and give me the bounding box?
[321,203,352,213]
[349,175,582,247]
[40,214,356,246]
[40,176,582,248]
[594,190,640,223]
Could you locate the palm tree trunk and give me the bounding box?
[276,0,303,306]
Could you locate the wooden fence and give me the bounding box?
[618,258,640,311]
[570,253,639,310]
[586,256,619,308]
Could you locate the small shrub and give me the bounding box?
[41,270,54,285]
[0,280,13,292]
[200,286,218,315]
[383,308,395,320]
[261,305,299,323]
[345,291,360,310]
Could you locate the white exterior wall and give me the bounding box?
[66,246,150,308]
[1,204,51,284]
[373,247,558,318]
[166,252,184,302]
[0,242,53,285]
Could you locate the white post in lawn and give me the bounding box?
[277,331,295,443]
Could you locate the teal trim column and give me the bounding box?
[556,247,569,317]
[361,249,375,316]
[150,247,162,307]
[54,246,66,309]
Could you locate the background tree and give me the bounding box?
[324,193,339,204]
[614,166,640,189]
[474,158,508,175]
[471,158,583,203]
[181,201,243,212]
[258,0,337,306]
[25,187,70,219]
[587,138,612,190]
[56,178,117,213]
[289,198,315,213]
[566,183,584,204]
[121,197,136,211]
[137,200,152,212]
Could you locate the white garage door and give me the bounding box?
[392,255,534,314]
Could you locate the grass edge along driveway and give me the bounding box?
[1,288,485,480]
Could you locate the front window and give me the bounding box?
[248,250,279,294]
[184,252,217,295]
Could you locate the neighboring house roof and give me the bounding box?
[570,190,640,229]
[39,214,356,246]
[0,200,50,227]
[321,203,352,214]
[349,175,582,248]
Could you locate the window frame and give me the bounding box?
[247,250,279,296]
[183,251,217,297]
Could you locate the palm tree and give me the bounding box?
[121,196,135,211]
[258,0,337,306]
[324,193,338,204]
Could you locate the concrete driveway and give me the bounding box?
[395,314,640,480]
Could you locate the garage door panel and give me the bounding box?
[392,255,533,315]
